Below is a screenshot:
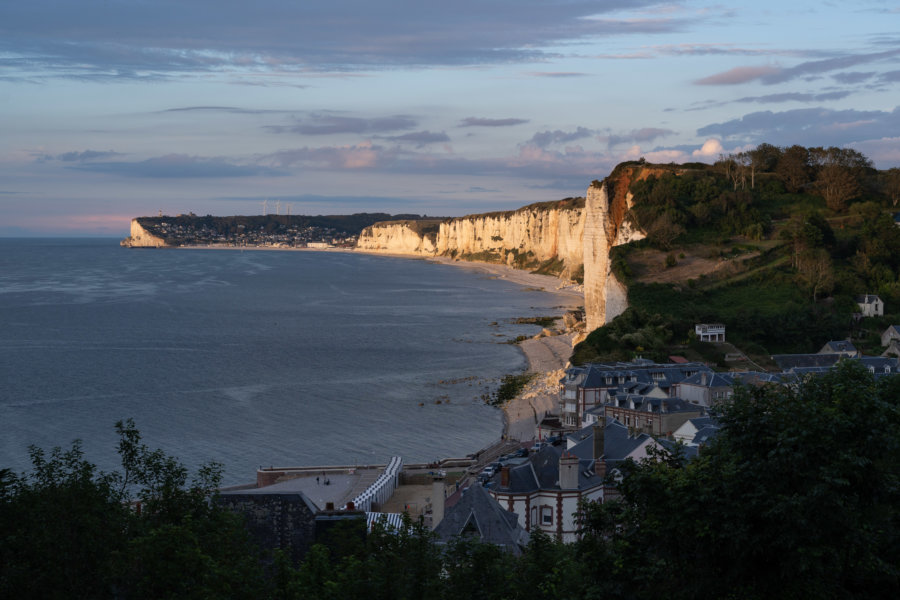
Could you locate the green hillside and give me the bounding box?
[572,145,900,366]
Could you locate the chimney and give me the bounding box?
[500,466,510,488]
[431,481,445,530]
[701,372,707,386]
[559,452,579,490]
[325,502,334,511]
[592,423,604,460]
[346,501,355,511]
[595,458,607,479]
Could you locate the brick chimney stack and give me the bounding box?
[559,452,579,490]
[592,421,604,460]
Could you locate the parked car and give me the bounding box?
[530,441,546,452]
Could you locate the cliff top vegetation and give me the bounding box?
[137,212,435,239]
[573,144,900,366]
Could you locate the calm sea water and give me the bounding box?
[0,239,568,484]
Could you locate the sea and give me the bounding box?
[0,239,570,485]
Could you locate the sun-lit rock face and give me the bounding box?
[582,180,645,331]
[121,219,168,247]
[357,167,663,331]
[357,199,586,280]
[355,220,439,255]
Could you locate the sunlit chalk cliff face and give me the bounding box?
[357,166,659,331]
[434,200,586,280]
[357,199,586,281]
[121,219,167,247]
[354,220,440,255]
[582,178,645,332]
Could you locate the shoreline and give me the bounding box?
[139,243,580,445]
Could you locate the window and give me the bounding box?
[541,506,553,526]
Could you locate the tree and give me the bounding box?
[578,362,900,599]
[0,420,267,599]
[776,144,812,192]
[882,167,900,206]
[797,247,835,301]
[818,163,861,212]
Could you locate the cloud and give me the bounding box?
[848,137,900,168]
[379,131,450,146]
[162,106,290,114]
[697,106,900,147]
[832,71,876,84]
[264,141,396,170]
[0,1,675,78]
[695,49,900,87]
[692,139,724,158]
[694,66,781,85]
[524,71,589,78]
[267,114,417,135]
[459,117,529,127]
[605,127,675,147]
[71,154,287,178]
[56,150,123,162]
[527,127,596,148]
[732,91,853,104]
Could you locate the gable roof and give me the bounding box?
[433,484,528,554]
[819,340,857,354]
[856,294,882,304]
[494,445,605,495]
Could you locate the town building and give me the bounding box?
[695,323,726,342]
[558,359,711,430]
[857,294,884,317]
[486,444,605,543]
[602,393,704,437]
[433,484,529,555]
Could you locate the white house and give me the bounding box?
[857,294,884,317]
[881,325,900,347]
[694,323,726,342]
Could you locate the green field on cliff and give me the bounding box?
[572,145,900,367]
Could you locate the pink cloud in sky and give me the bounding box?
[693,138,724,158]
[694,65,781,85]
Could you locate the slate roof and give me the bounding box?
[819,340,857,354]
[433,484,528,555]
[565,418,653,465]
[560,360,713,393]
[773,353,842,370]
[493,445,604,495]
[856,294,882,304]
[607,393,701,414]
[692,425,720,445]
[779,355,900,377]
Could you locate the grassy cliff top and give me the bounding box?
[573,145,900,367]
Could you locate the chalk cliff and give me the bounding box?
[358,198,586,281]
[357,165,661,330]
[121,219,168,248]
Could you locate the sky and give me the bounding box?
[2,1,900,236]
